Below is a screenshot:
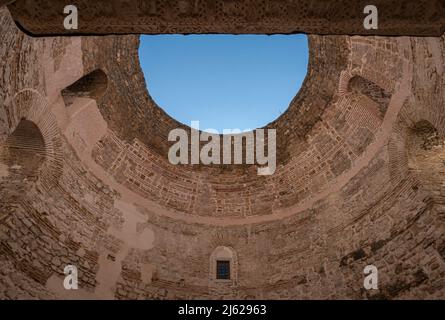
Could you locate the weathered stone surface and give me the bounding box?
[0,5,444,300]
[6,0,445,36]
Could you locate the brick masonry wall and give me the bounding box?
[0,7,444,299]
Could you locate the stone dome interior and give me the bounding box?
[0,0,444,300]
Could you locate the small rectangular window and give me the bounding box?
[216,260,230,280]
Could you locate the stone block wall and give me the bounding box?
[0,6,444,299]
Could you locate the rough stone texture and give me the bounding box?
[0,6,444,300]
[6,0,445,36]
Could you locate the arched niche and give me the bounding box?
[61,69,108,107]
[348,75,391,117]
[407,120,445,198]
[3,119,46,178]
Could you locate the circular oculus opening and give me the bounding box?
[139,34,309,133]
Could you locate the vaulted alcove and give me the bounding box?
[61,69,108,107]
[4,119,46,178]
[348,75,391,117]
[407,120,445,199]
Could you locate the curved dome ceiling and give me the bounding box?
[1,4,445,301]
